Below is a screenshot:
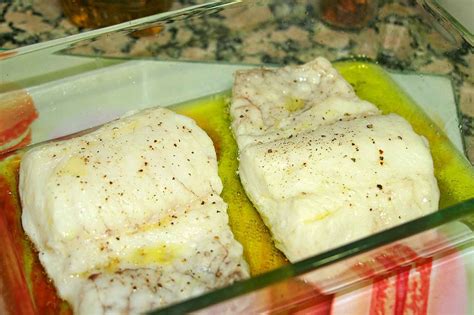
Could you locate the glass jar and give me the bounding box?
[320,0,378,29]
[60,0,173,28]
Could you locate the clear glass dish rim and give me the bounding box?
[0,0,239,61]
[147,197,474,314]
[1,0,472,62]
[1,0,473,313]
[420,0,473,46]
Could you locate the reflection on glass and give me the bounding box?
[185,221,473,314]
[0,0,473,314]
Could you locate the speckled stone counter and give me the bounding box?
[1,0,473,162]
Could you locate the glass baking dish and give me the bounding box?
[0,0,473,314]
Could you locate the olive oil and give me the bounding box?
[1,61,473,306]
[173,61,474,276]
[173,95,289,276]
[334,61,474,210]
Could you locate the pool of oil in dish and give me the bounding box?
[1,61,473,313]
[173,61,474,276]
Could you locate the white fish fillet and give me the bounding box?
[20,107,249,314]
[231,57,380,149]
[231,57,439,262]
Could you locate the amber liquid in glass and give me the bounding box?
[60,0,173,28]
[320,0,377,29]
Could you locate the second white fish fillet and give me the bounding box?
[231,57,439,262]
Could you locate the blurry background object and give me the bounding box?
[1,0,474,314]
[320,0,378,29]
[60,0,173,28]
[0,86,37,155]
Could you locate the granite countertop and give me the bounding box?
[1,0,473,161]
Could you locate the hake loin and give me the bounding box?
[20,107,249,314]
[231,57,439,262]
